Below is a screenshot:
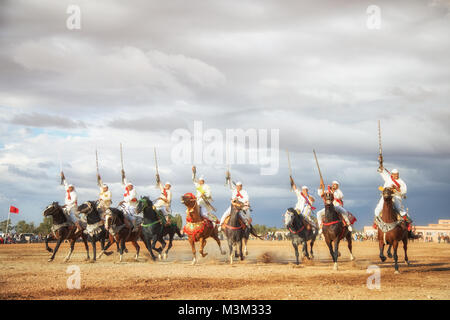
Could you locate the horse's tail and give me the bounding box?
[175,225,184,238]
[249,225,266,240]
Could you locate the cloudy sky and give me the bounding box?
[1,0,449,230]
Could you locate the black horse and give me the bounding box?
[321,189,354,270]
[77,201,112,262]
[136,196,182,261]
[100,207,143,262]
[284,208,318,265]
[43,202,90,262]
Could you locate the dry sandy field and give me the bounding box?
[0,239,449,300]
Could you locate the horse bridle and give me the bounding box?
[287,210,305,234]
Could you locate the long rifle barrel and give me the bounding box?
[313,149,325,187]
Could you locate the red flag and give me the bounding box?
[9,206,19,214]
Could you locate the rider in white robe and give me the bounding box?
[317,181,352,233]
[219,182,251,230]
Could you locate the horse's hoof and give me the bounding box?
[394,270,400,274]
[158,254,162,261]
[333,263,338,271]
[191,258,197,265]
[163,253,167,260]
[201,252,208,258]
[388,253,393,258]
[104,251,113,256]
[47,258,54,262]
[405,261,410,266]
[135,255,139,261]
[350,255,355,261]
[380,256,386,262]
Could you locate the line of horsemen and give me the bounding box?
[59,165,417,240]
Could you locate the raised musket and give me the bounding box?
[313,149,325,190]
[378,120,384,170]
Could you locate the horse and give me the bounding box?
[181,193,225,265]
[322,189,355,270]
[284,208,318,265]
[77,201,112,261]
[136,196,183,260]
[376,187,409,274]
[99,207,143,262]
[43,202,90,262]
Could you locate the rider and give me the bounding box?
[154,178,173,226]
[219,182,251,231]
[61,171,82,232]
[192,167,217,225]
[374,167,417,238]
[317,181,353,234]
[97,174,112,220]
[122,178,139,231]
[290,177,318,229]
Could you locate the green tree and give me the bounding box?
[15,220,36,234]
[0,219,14,233]
[36,217,53,235]
[173,214,183,229]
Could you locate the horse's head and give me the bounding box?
[181,193,197,209]
[284,208,297,228]
[78,201,101,223]
[43,202,60,217]
[324,186,334,206]
[136,196,153,214]
[231,199,245,211]
[78,201,97,216]
[382,187,395,200]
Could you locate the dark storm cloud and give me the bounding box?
[0,0,449,227]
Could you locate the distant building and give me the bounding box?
[363,219,450,243]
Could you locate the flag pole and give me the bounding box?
[5,209,11,235]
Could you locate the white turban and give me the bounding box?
[391,169,399,174]
[332,180,339,185]
[301,186,308,190]
[236,182,243,186]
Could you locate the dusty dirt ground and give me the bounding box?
[0,239,449,300]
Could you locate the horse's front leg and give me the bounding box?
[244,237,248,256]
[143,233,156,261]
[189,238,197,265]
[48,238,63,262]
[387,244,393,258]
[346,232,355,261]
[403,237,409,266]
[63,239,76,263]
[45,234,54,253]
[164,233,174,260]
[333,239,340,270]
[239,240,244,261]
[91,239,97,262]
[302,240,310,260]
[292,240,300,265]
[310,238,315,259]
[228,239,234,265]
[379,239,386,262]
[393,241,400,274]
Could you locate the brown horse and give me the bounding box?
[321,188,354,270]
[99,208,143,262]
[181,193,225,265]
[377,187,409,274]
[43,202,90,262]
